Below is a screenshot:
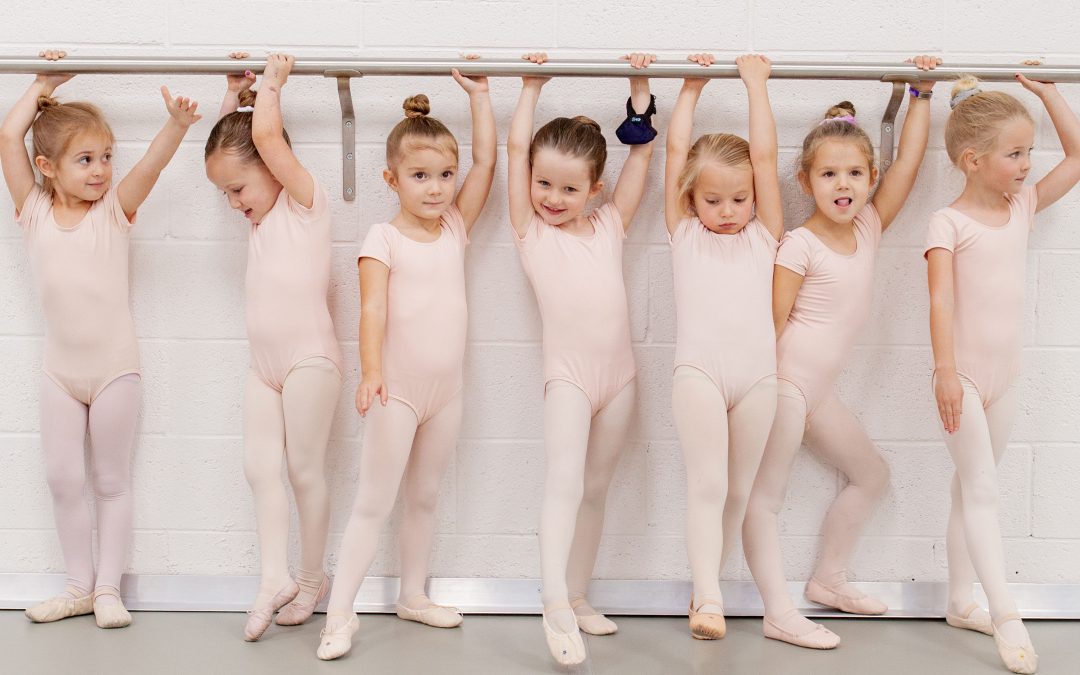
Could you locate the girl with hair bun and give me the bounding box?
[742,55,939,650]
[925,70,1080,675]
[205,52,343,643]
[1,49,200,629]
[508,51,657,667]
[316,57,495,661]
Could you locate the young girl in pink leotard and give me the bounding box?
[205,53,343,642]
[664,53,784,641]
[1,49,200,629]
[742,56,939,650]
[315,61,496,662]
[508,51,656,667]
[926,72,1080,675]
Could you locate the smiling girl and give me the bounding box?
[508,51,657,666]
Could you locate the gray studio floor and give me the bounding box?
[1,611,1077,675]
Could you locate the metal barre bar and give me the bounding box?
[3,55,1080,82]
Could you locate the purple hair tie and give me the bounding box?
[820,114,857,126]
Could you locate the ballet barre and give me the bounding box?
[5,56,1078,200]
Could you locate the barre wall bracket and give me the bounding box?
[878,81,907,176]
[325,70,363,202]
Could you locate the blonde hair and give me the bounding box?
[676,133,751,215]
[31,96,114,194]
[385,94,458,170]
[530,116,607,183]
[204,89,292,164]
[945,75,1033,167]
[797,101,875,178]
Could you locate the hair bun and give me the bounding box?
[950,75,982,108]
[403,94,431,119]
[237,88,257,108]
[825,100,857,119]
[37,95,59,111]
[572,115,602,134]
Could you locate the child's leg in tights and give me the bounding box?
[40,376,94,598]
[719,376,777,576]
[397,393,463,605]
[802,393,890,602]
[945,383,1014,625]
[280,357,341,607]
[744,382,838,644]
[86,373,141,604]
[672,367,730,613]
[565,380,636,632]
[944,383,1029,648]
[323,399,419,628]
[243,372,292,603]
[539,380,594,634]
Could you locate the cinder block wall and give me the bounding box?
[2,1,1078,585]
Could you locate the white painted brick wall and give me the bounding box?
[1,0,1077,586]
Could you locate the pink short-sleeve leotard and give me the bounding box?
[17,184,140,405]
[775,204,883,415]
[923,185,1037,406]
[358,206,469,424]
[245,180,343,391]
[514,202,636,414]
[671,216,779,404]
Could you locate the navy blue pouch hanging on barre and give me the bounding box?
[615,94,658,145]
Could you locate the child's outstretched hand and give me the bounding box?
[737,53,771,84]
[452,53,488,94]
[36,49,73,90]
[161,87,202,127]
[226,51,256,93]
[688,53,715,67]
[684,53,714,89]
[521,52,551,87]
[621,52,656,70]
[906,55,942,93]
[1016,63,1057,97]
[356,374,387,417]
[262,53,295,89]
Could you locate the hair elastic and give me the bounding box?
[236,105,254,113]
[819,114,857,126]
[950,87,982,110]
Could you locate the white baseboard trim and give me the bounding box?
[2,574,1077,619]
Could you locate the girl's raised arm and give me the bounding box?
[451,59,496,234]
[739,54,784,241]
[219,51,256,119]
[872,55,940,230]
[0,50,71,212]
[611,52,657,232]
[507,53,550,236]
[1018,75,1080,212]
[665,53,713,236]
[251,53,314,208]
[116,86,201,220]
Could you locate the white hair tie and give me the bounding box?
[949,88,981,110]
[236,105,254,113]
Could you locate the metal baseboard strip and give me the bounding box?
[1,574,1077,619]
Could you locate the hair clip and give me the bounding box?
[949,87,982,110]
[819,114,857,126]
